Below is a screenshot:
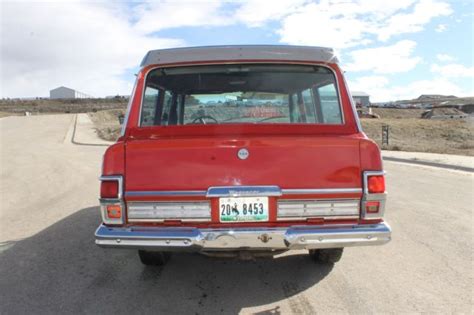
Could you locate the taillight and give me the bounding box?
[99,176,123,225]
[101,181,118,199]
[362,171,387,221]
[367,175,385,193]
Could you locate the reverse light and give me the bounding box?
[367,175,385,194]
[365,201,380,214]
[106,204,122,219]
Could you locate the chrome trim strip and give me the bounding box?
[125,190,207,197]
[95,222,392,250]
[125,187,363,198]
[281,188,362,195]
[340,71,363,132]
[276,216,359,221]
[206,186,282,197]
[277,199,360,220]
[127,201,211,221]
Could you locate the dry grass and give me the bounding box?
[88,109,124,141]
[88,109,474,156]
[0,98,126,114]
[361,118,474,156]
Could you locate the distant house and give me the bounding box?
[352,91,370,107]
[50,86,91,99]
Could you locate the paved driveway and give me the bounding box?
[0,115,472,314]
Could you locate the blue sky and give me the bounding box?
[1,0,473,102]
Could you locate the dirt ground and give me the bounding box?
[89,109,473,156]
[88,109,124,141]
[361,118,474,156]
[0,98,126,114]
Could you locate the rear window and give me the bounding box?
[140,64,343,126]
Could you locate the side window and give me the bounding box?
[141,86,158,126]
[318,83,342,124]
[160,91,172,125]
[301,89,317,123]
[140,87,174,126]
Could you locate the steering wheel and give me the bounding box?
[191,115,218,124]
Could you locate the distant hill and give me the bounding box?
[417,94,457,100]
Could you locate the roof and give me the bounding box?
[140,45,338,67]
[50,86,75,92]
[351,91,370,97]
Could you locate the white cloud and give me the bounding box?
[132,2,232,34]
[0,2,183,98]
[277,2,372,49]
[235,0,307,27]
[349,76,390,90]
[348,76,470,102]
[277,0,452,48]
[375,0,452,41]
[344,40,422,74]
[431,63,474,78]
[435,24,447,32]
[436,53,455,62]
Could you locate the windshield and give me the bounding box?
[140,64,343,126]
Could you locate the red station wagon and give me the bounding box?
[95,45,391,266]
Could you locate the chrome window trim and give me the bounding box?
[120,77,138,137]
[340,70,363,132]
[137,63,345,128]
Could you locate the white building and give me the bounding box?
[50,86,91,99]
[352,91,370,107]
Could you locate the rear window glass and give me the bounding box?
[140,64,343,126]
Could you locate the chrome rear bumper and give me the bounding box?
[95,222,391,251]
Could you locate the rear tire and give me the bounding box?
[309,248,344,263]
[138,250,171,266]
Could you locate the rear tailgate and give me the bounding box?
[124,135,361,191]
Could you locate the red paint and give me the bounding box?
[101,57,385,228]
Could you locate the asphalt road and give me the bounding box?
[0,114,472,314]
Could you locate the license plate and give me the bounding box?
[219,197,269,222]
